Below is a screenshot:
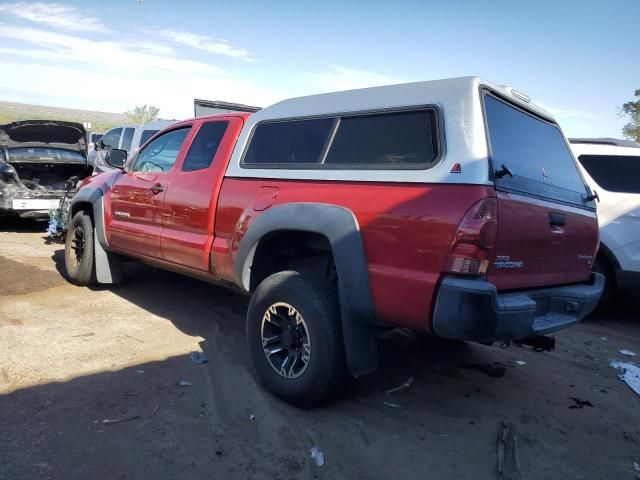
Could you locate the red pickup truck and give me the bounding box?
[65,77,603,406]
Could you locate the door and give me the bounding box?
[482,92,599,290]
[160,118,240,270]
[109,127,191,257]
[95,127,122,169]
[576,150,640,273]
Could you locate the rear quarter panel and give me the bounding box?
[214,179,494,330]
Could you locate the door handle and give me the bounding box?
[548,212,566,226]
[149,183,164,195]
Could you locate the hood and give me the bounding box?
[0,120,87,153]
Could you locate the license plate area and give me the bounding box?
[12,199,60,210]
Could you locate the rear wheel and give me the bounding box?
[64,211,97,286]
[246,271,346,407]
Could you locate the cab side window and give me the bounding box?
[101,128,122,150]
[132,127,190,173]
[182,121,229,172]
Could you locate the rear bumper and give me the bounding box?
[432,273,604,343]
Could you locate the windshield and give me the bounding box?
[484,94,588,199]
[6,147,86,163]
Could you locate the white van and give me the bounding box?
[91,120,177,172]
[570,138,640,304]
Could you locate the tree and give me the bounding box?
[125,105,160,124]
[621,89,640,142]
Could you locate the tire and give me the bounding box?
[246,271,346,407]
[64,211,97,286]
[593,255,616,311]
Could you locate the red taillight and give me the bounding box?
[444,198,497,276]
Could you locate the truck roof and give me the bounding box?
[569,137,640,148]
[252,76,552,123]
[225,76,556,185]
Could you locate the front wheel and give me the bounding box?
[246,271,346,407]
[64,211,97,286]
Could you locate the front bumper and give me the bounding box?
[432,273,604,343]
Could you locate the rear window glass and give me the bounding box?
[324,110,437,167]
[140,129,159,146]
[182,121,228,172]
[484,94,586,194]
[578,154,640,193]
[121,127,135,152]
[244,118,334,165]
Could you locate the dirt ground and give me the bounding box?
[1,218,639,480]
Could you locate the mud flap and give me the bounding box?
[339,293,378,377]
[93,229,123,284]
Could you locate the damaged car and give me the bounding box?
[0,120,94,219]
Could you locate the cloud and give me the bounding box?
[0,24,281,119]
[313,65,404,92]
[160,29,253,61]
[537,102,614,122]
[0,25,225,76]
[0,2,106,32]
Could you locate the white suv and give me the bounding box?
[570,138,640,305]
[90,120,177,172]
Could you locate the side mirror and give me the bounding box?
[105,148,127,169]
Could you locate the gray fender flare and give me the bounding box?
[69,182,123,284]
[234,203,379,376]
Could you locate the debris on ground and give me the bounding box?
[382,401,401,408]
[515,361,527,366]
[309,446,325,467]
[149,405,160,418]
[619,349,637,357]
[610,361,640,396]
[71,332,95,338]
[460,362,506,378]
[123,334,145,344]
[102,415,140,425]
[177,380,192,387]
[190,351,208,364]
[634,461,640,472]
[497,421,522,480]
[568,397,594,409]
[249,414,255,421]
[385,377,414,394]
[136,370,145,374]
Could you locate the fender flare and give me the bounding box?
[597,240,621,271]
[69,181,122,284]
[234,203,379,376]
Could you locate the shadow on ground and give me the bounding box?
[0,216,49,233]
[2,246,635,479]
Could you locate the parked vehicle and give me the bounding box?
[570,138,640,305]
[0,120,93,218]
[88,132,104,145]
[91,120,176,172]
[64,77,603,406]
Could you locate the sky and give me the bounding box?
[0,0,637,137]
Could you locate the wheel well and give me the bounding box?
[597,242,620,272]
[249,231,336,291]
[71,202,94,221]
